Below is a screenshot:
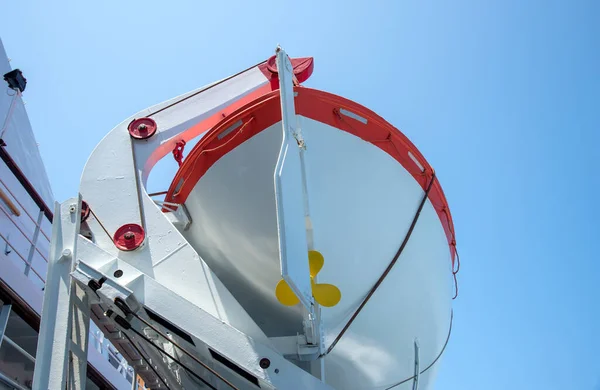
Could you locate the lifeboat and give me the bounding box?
[162,53,457,389]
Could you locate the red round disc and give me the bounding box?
[80,201,90,223]
[113,224,145,251]
[266,55,279,74]
[265,55,314,84]
[128,118,157,139]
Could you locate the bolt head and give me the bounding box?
[138,124,147,131]
[62,249,72,258]
[69,204,76,213]
[259,358,271,369]
[123,232,135,240]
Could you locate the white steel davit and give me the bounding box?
[32,48,459,390]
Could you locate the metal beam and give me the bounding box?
[68,283,91,390]
[0,303,11,349]
[25,209,45,277]
[32,197,82,390]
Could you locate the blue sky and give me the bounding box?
[2,1,599,389]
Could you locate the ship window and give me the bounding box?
[0,304,35,389]
[4,309,38,358]
[0,339,35,389]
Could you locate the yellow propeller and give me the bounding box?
[275,250,341,307]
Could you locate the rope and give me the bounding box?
[325,173,437,355]
[452,249,461,300]
[88,207,112,241]
[384,310,454,390]
[147,60,267,118]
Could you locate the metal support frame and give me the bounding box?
[68,283,91,389]
[31,47,339,390]
[0,303,11,348]
[24,209,44,277]
[32,197,90,390]
[274,49,326,376]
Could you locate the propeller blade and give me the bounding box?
[275,279,300,306]
[312,283,342,307]
[308,250,324,278]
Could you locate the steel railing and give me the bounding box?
[0,172,146,389]
[0,178,50,286]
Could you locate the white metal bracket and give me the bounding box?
[71,260,142,318]
[163,202,192,231]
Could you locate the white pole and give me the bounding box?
[32,196,85,390]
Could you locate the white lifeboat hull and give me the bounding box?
[165,87,455,389]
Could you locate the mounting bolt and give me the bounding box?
[128,118,157,139]
[124,232,135,240]
[69,204,76,213]
[259,358,271,369]
[61,249,72,260]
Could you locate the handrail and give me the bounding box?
[0,205,48,262]
[0,146,53,221]
[0,177,50,242]
[0,187,20,216]
[0,231,45,283]
[0,370,28,390]
[3,335,36,363]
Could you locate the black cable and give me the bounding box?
[147,60,267,118]
[384,310,454,390]
[110,311,219,390]
[325,173,437,355]
[114,298,237,390]
[121,331,171,390]
[129,326,218,390]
